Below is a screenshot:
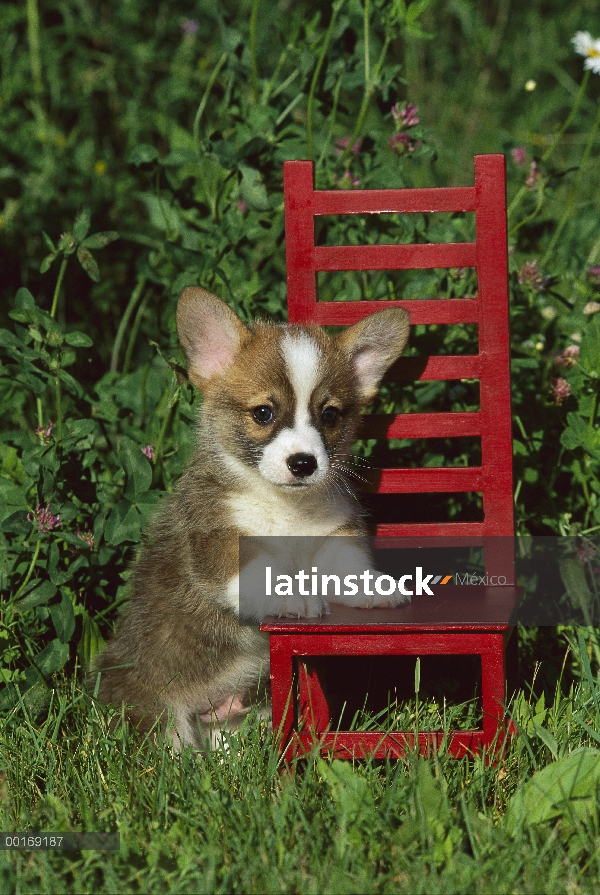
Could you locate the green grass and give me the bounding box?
[2,633,600,894]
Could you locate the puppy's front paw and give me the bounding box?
[278,592,330,619]
[368,590,412,609]
[302,593,330,618]
[337,570,412,609]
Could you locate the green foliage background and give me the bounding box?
[2,3,600,889]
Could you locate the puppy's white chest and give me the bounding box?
[226,488,351,537]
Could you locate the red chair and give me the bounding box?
[260,155,520,759]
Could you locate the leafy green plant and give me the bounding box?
[2,3,600,889]
[0,207,199,703]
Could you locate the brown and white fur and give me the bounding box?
[94,287,410,749]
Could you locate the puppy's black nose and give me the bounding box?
[287,453,318,478]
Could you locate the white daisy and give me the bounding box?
[573,31,600,74]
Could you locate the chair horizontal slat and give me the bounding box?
[313,300,480,326]
[384,355,480,381]
[312,186,477,216]
[314,243,477,271]
[362,411,481,439]
[365,466,483,493]
[374,534,487,548]
[291,730,484,759]
[374,522,486,537]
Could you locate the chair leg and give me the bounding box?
[297,659,330,734]
[504,627,519,739]
[479,633,506,745]
[269,636,296,752]
[269,630,515,759]
[505,627,519,703]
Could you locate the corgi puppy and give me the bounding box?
[94,287,410,748]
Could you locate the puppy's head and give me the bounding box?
[177,287,409,489]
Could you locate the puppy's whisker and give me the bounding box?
[330,462,368,486]
[329,468,358,501]
[331,450,372,471]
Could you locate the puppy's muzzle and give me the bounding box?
[287,453,318,479]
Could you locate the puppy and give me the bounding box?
[94,287,410,748]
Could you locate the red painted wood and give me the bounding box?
[314,242,477,271]
[363,411,481,438]
[367,466,483,493]
[373,535,487,549]
[481,537,516,583]
[312,185,477,215]
[283,161,317,324]
[269,638,296,748]
[474,155,514,537]
[269,629,512,760]
[374,521,486,538]
[269,155,517,760]
[289,729,502,760]
[298,661,334,734]
[311,299,479,326]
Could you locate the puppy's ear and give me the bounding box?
[177,287,249,390]
[338,308,410,403]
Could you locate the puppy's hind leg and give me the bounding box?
[195,693,250,751]
[166,705,204,753]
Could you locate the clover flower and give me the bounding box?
[388,132,419,154]
[391,102,420,127]
[588,265,600,285]
[511,146,527,166]
[76,529,95,549]
[550,378,571,405]
[573,32,600,74]
[35,420,53,442]
[388,101,422,156]
[577,540,597,562]
[142,444,155,461]
[554,345,580,368]
[334,137,362,156]
[562,345,579,367]
[180,18,200,35]
[525,161,542,189]
[28,503,61,533]
[518,259,548,291]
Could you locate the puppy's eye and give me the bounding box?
[321,406,339,426]
[252,405,274,424]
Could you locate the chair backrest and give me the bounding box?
[283,154,513,540]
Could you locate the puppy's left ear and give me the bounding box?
[338,308,410,402]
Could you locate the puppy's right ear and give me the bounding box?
[177,287,249,391]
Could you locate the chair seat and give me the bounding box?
[260,585,521,632]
